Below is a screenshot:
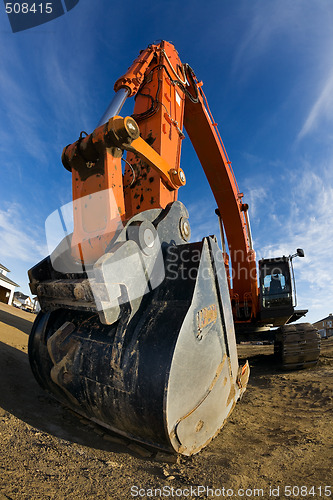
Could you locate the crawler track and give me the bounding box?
[274,323,321,370]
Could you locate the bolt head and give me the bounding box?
[143,228,155,248]
[183,220,190,236]
[180,218,191,241]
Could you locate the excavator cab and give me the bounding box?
[260,258,293,308]
[259,250,304,326]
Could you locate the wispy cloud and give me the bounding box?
[231,2,309,80]
[231,7,276,79]
[0,63,50,164]
[0,203,47,263]
[298,69,333,140]
[0,25,100,171]
[41,44,95,135]
[254,166,333,322]
[185,162,333,323]
[230,0,333,117]
[244,185,268,221]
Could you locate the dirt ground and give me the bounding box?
[0,302,332,500]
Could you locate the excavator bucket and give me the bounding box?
[28,200,249,455]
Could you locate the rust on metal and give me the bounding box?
[197,303,218,338]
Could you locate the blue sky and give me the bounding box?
[1,0,333,323]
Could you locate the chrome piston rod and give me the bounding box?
[97,88,130,127]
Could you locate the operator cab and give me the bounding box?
[259,249,305,326]
[261,258,293,308]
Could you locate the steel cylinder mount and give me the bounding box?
[61,116,140,172]
[169,168,186,188]
[127,220,158,256]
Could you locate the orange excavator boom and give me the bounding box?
[63,40,259,318]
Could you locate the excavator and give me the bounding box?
[28,41,320,456]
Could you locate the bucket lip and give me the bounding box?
[166,355,241,456]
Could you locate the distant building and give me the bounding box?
[313,313,333,338]
[32,297,41,313]
[13,291,33,311]
[0,263,19,306]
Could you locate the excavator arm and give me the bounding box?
[183,66,259,320]
[62,41,259,319]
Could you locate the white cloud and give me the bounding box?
[41,48,94,133]
[0,30,100,170]
[0,56,51,164]
[0,203,47,263]
[244,185,268,220]
[254,167,333,323]
[298,69,333,140]
[231,1,320,81]
[185,164,333,324]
